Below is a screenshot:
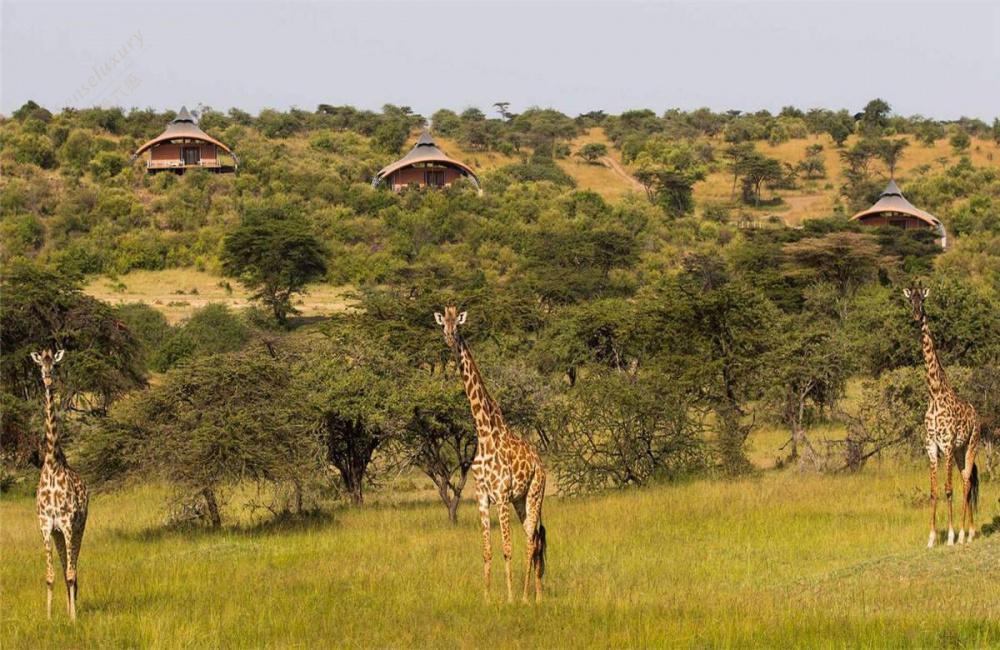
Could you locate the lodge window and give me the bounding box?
[182,146,201,165]
[889,219,907,229]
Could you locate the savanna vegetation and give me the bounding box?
[2,98,999,647]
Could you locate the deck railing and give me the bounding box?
[147,160,223,169]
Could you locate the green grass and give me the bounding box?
[3,463,998,648]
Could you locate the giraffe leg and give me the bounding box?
[52,529,69,611]
[960,442,977,543]
[959,473,969,544]
[70,514,86,607]
[531,474,546,603]
[944,452,955,545]
[927,446,938,548]
[61,526,77,622]
[513,498,534,603]
[498,504,514,603]
[476,486,492,601]
[41,528,54,619]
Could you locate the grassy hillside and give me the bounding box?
[2,462,997,648]
[417,127,1000,224]
[693,134,1000,225]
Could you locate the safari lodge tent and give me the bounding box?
[850,179,946,248]
[372,130,480,193]
[132,107,238,174]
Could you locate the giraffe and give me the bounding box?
[903,288,980,548]
[434,307,547,603]
[31,349,89,621]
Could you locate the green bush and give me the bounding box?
[0,213,45,259]
[89,150,128,180]
[115,303,172,369]
[152,304,250,371]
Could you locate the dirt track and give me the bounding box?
[600,155,644,193]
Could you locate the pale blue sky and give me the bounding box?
[2,0,998,119]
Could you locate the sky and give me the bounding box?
[2,0,998,120]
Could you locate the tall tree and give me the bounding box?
[859,98,891,136]
[291,321,402,506]
[765,312,850,469]
[798,143,827,179]
[395,373,476,523]
[1,261,144,466]
[493,101,513,121]
[221,200,328,325]
[875,137,910,177]
[81,349,322,527]
[639,255,779,473]
[736,151,785,206]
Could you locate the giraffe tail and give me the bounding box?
[969,463,979,513]
[532,517,546,579]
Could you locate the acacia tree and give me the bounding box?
[1,261,144,467]
[782,232,892,299]
[577,142,608,164]
[493,101,513,121]
[875,137,909,177]
[80,349,322,527]
[639,255,780,473]
[723,142,756,198]
[553,372,706,493]
[221,201,327,325]
[735,151,785,206]
[839,139,883,210]
[291,320,403,506]
[633,144,706,217]
[798,143,826,179]
[395,373,477,523]
[765,314,850,469]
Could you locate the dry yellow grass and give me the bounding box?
[560,128,643,200]
[83,269,353,324]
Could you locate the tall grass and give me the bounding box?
[2,463,997,648]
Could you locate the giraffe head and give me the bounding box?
[30,349,65,388]
[903,286,929,322]
[434,306,467,350]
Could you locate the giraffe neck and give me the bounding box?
[920,316,949,398]
[454,334,504,442]
[42,381,61,466]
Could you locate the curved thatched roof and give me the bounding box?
[850,179,940,227]
[372,130,479,189]
[132,106,237,160]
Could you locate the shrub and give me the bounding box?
[114,303,172,370]
[81,349,323,526]
[7,133,56,168]
[553,373,706,493]
[577,142,608,163]
[152,304,250,371]
[89,150,128,180]
[0,213,45,259]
